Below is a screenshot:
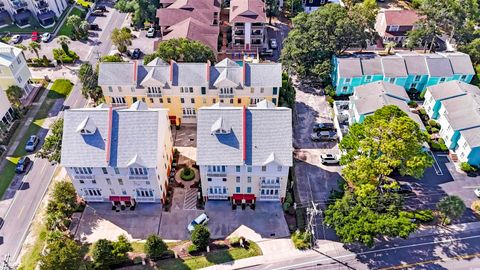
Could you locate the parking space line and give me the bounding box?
[429,151,443,176]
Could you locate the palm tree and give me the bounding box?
[57,35,70,53]
[14,44,27,51]
[385,41,396,54]
[111,28,132,53]
[437,195,466,225]
[28,41,41,59]
[6,85,23,109]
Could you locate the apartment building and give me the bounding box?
[332,52,475,95]
[156,0,220,53]
[0,0,67,27]
[375,10,421,44]
[347,81,424,128]
[98,58,282,125]
[423,81,480,166]
[230,0,266,51]
[196,100,292,205]
[61,102,174,204]
[0,43,32,125]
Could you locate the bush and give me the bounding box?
[408,101,418,108]
[426,125,432,134]
[144,234,168,259]
[471,200,480,214]
[101,54,124,62]
[53,48,79,64]
[431,127,439,133]
[461,162,476,173]
[402,210,434,223]
[428,119,438,127]
[324,85,335,97]
[419,89,427,100]
[291,230,311,250]
[418,108,427,116]
[430,142,441,151]
[326,96,334,107]
[187,244,198,255]
[191,224,210,251]
[180,167,195,181]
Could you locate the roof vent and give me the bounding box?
[76,116,97,135]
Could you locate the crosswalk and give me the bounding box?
[183,188,198,210]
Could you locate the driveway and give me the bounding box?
[173,124,197,147]
[205,201,290,239]
[74,203,162,243]
[129,29,156,58]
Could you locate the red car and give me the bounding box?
[31,32,39,42]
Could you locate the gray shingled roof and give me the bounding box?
[173,63,208,86]
[197,104,292,166]
[444,53,476,75]
[461,127,480,148]
[337,58,363,77]
[61,103,166,168]
[428,81,480,101]
[246,63,282,87]
[442,95,480,130]
[361,58,382,75]
[401,55,428,75]
[426,57,454,77]
[381,57,408,77]
[98,62,136,86]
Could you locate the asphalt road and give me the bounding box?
[248,229,480,270]
[0,3,127,264]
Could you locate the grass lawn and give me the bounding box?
[157,243,262,270]
[77,0,93,8]
[57,7,86,37]
[47,79,73,99]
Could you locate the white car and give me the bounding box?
[270,38,278,49]
[474,188,480,197]
[187,213,209,232]
[11,35,22,44]
[41,33,51,42]
[320,154,340,164]
[146,27,155,38]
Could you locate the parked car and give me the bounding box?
[91,10,106,17]
[313,122,335,132]
[15,156,31,174]
[31,32,39,42]
[41,33,51,42]
[259,48,273,57]
[270,38,278,49]
[129,48,142,59]
[25,135,39,152]
[89,23,99,31]
[320,154,340,164]
[187,213,209,232]
[474,188,480,197]
[94,5,107,12]
[146,27,155,38]
[310,131,338,141]
[11,35,22,44]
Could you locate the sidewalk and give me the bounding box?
[30,65,80,83]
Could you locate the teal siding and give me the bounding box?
[467,148,480,166]
[448,131,461,149]
[452,74,474,83]
[432,101,442,119]
[405,75,429,91]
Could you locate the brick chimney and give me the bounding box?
[133,61,138,82]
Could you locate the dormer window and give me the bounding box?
[76,116,96,135]
[211,117,231,135]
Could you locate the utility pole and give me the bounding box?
[306,201,320,249]
[2,254,12,270]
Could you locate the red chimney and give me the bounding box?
[206,60,211,83]
[106,105,113,165]
[133,61,138,82]
[242,106,246,162]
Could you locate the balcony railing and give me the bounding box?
[234,31,244,35]
[183,115,196,119]
[73,174,95,180]
[259,195,280,201]
[206,172,227,177]
[36,1,48,9]
[208,194,228,200]
[82,195,104,202]
[260,182,280,188]
[12,1,28,9]
[251,31,262,36]
[219,94,234,98]
[129,175,149,180]
[147,92,162,97]
[135,196,155,202]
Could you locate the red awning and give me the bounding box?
[232,194,256,201]
[109,196,131,202]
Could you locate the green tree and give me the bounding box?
[144,234,168,259]
[112,235,133,263]
[284,0,304,18]
[45,179,77,230]
[28,41,41,59]
[265,0,279,25]
[324,184,417,247]
[115,0,159,28]
[37,118,63,162]
[385,41,396,54]
[15,44,27,51]
[92,239,117,269]
[66,15,87,40]
[6,85,23,109]
[78,62,103,102]
[111,27,132,53]
[281,2,377,81]
[100,55,124,62]
[459,38,480,65]
[340,105,433,186]
[437,195,466,225]
[57,35,71,53]
[40,237,82,270]
[154,38,216,63]
[191,224,210,251]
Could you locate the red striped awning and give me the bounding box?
[109,196,131,202]
[232,194,255,201]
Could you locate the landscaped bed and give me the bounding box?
[57,7,85,37]
[180,167,195,181]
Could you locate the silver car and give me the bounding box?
[310,131,338,141]
[320,154,340,164]
[25,135,39,152]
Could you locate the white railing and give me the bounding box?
[206,172,227,177]
[260,182,280,188]
[74,174,95,180]
[82,196,104,202]
[147,93,162,97]
[259,195,280,201]
[135,197,156,202]
[129,175,149,180]
[208,194,228,200]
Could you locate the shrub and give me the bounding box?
[414,210,434,222]
[408,101,418,108]
[426,125,432,134]
[191,224,210,251]
[229,236,240,246]
[53,48,79,64]
[471,201,480,214]
[430,142,440,151]
[431,127,439,133]
[144,234,168,259]
[461,162,476,173]
[419,89,427,100]
[428,119,438,128]
[291,230,311,250]
[324,85,335,97]
[187,244,198,255]
[418,108,427,116]
[180,167,195,181]
[326,96,334,107]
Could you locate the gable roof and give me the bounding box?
[442,95,480,130]
[162,17,219,52]
[383,10,420,26]
[381,57,408,77]
[197,104,292,166]
[98,62,136,86]
[425,57,454,77]
[0,42,23,66]
[428,80,480,101]
[460,127,480,148]
[230,0,266,23]
[61,103,169,168]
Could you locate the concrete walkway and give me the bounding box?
[30,65,80,83]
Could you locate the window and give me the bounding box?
[208,178,212,182]
[237,98,241,104]
[389,25,399,31]
[85,189,102,197]
[110,188,115,194]
[74,167,93,174]
[167,98,171,103]
[277,166,282,172]
[236,166,240,172]
[247,166,252,172]
[159,98,163,103]
[273,87,278,95]
[108,86,113,92]
[130,167,148,175]
[112,97,126,104]
[272,98,277,104]
[136,189,154,197]
[222,178,227,182]
[102,167,108,174]
[463,142,468,149]
[191,98,195,104]
[460,152,465,158]
[149,98,154,103]
[440,77,446,82]
[250,88,254,93]
[342,86,348,93]
[260,88,264,93]
[201,87,206,95]
[182,108,196,115]
[146,181,150,185]
[213,98,216,103]
[247,187,252,193]
[17,76,22,83]
[411,83,417,89]
[236,176,240,183]
[117,86,122,92]
[247,176,251,183]
[414,75,421,81]
[92,180,96,184]
[389,78,395,83]
[131,87,135,92]
[344,78,351,83]
[106,178,111,185]
[460,75,467,80]
[180,98,185,103]
[261,166,266,172]
[17,57,21,64]
[118,179,124,185]
[79,180,84,184]
[122,189,127,195]
[114,167,120,174]
[230,99,234,104]
[236,187,240,193]
[365,75,372,82]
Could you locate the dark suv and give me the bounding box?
[15,156,31,174]
[313,122,335,132]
